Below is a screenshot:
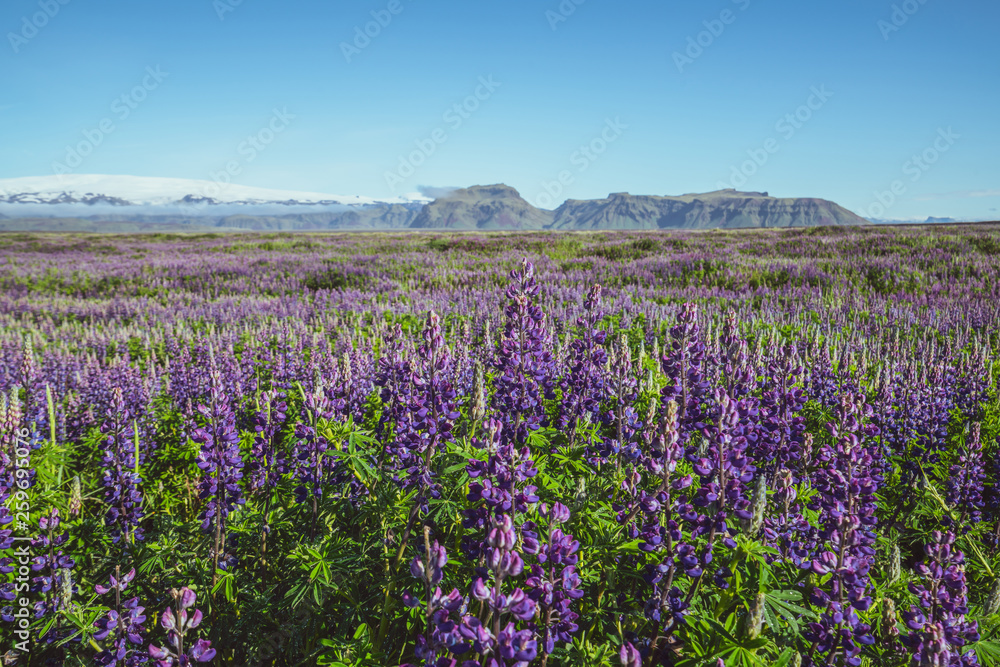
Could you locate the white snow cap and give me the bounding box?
[0,174,423,206]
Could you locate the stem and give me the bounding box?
[374,490,422,652]
[133,419,141,473]
[175,594,185,659]
[423,527,434,660]
[114,565,123,646]
[212,510,222,591]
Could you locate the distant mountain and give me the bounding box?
[0,176,873,232]
[410,186,867,231]
[866,216,982,225]
[211,205,421,231]
[0,217,229,233]
[551,190,867,230]
[0,174,425,210]
[410,184,552,230]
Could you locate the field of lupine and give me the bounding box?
[1,224,1000,667]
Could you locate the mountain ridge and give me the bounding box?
[0,177,870,231]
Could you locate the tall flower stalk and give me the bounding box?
[803,393,880,666]
[148,587,216,666]
[93,566,147,666]
[900,531,979,666]
[100,387,144,545]
[523,502,583,666]
[192,360,244,587]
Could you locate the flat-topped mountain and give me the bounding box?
[410,184,552,230]
[550,189,866,230]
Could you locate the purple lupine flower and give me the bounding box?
[29,509,76,622]
[468,513,537,662]
[148,587,216,666]
[494,621,538,666]
[246,390,288,550]
[294,384,370,518]
[401,529,468,666]
[900,531,979,666]
[462,263,549,562]
[100,387,145,544]
[328,345,376,425]
[397,311,461,509]
[490,258,555,448]
[719,310,753,400]
[804,341,840,411]
[690,389,756,584]
[603,333,642,463]
[803,393,880,667]
[620,641,642,667]
[463,418,540,559]
[558,284,608,445]
[659,302,710,446]
[944,423,986,531]
[93,567,148,666]
[374,324,416,468]
[192,359,244,576]
[523,502,583,658]
[292,388,335,536]
[753,342,808,479]
[621,400,692,646]
[246,390,288,496]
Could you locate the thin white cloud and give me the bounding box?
[915,189,1000,201]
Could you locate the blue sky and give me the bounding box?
[1,0,998,219]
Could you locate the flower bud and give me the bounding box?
[471,577,490,602]
[888,544,901,586]
[880,597,899,648]
[572,477,588,509]
[619,641,641,667]
[58,568,74,609]
[985,578,1000,616]
[340,352,353,387]
[619,333,631,366]
[745,592,765,640]
[801,433,813,470]
[742,475,767,535]
[409,556,425,580]
[471,361,487,422]
[69,475,83,516]
[645,396,658,431]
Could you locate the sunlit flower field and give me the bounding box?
[1,225,999,667]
